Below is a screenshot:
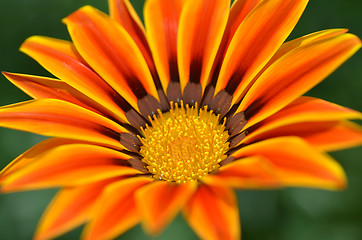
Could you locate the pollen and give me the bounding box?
[139,101,230,184]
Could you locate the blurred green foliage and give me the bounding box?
[0,0,361,239]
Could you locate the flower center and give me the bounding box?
[139,102,230,184]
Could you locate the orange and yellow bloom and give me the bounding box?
[0,0,361,239]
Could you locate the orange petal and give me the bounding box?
[0,138,77,181]
[2,72,107,115]
[232,137,347,190]
[144,0,188,91]
[247,29,349,88]
[228,0,262,39]
[301,121,362,151]
[0,99,126,148]
[265,96,362,123]
[238,33,361,129]
[63,6,159,111]
[83,177,153,240]
[108,0,164,97]
[246,121,362,152]
[255,29,349,78]
[215,0,308,104]
[1,143,140,192]
[108,0,150,63]
[177,0,230,92]
[207,0,261,88]
[34,179,117,240]
[109,0,146,43]
[20,36,129,123]
[183,185,240,240]
[243,97,362,144]
[202,156,280,189]
[135,181,196,235]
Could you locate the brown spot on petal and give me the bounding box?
[120,132,141,152]
[226,111,247,137]
[169,57,180,83]
[229,131,247,148]
[189,58,202,84]
[138,94,162,118]
[158,89,170,112]
[219,156,235,167]
[167,81,182,104]
[225,69,246,95]
[209,90,232,117]
[183,82,202,106]
[128,158,147,172]
[125,109,148,130]
[201,85,215,108]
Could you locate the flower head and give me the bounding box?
[0,0,361,239]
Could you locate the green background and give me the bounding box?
[0,0,361,239]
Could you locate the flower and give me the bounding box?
[0,0,361,239]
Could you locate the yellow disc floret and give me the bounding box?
[139,102,230,184]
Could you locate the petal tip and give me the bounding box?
[62,5,101,25]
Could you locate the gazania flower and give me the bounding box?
[0,0,361,239]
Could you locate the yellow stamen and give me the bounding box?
[139,102,230,184]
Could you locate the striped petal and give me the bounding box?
[0,99,126,148]
[63,6,159,114]
[215,0,308,104]
[247,121,362,152]
[3,72,106,116]
[177,0,230,97]
[108,0,152,68]
[238,33,361,129]
[202,156,280,189]
[299,121,362,151]
[242,97,362,145]
[264,97,362,124]
[20,36,129,123]
[256,29,349,78]
[0,138,77,181]
[109,0,147,49]
[83,177,153,240]
[203,0,262,112]
[206,0,262,88]
[34,179,117,240]
[183,185,240,240]
[232,137,347,190]
[144,0,187,94]
[227,0,262,39]
[135,181,196,235]
[1,144,140,192]
[109,0,167,111]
